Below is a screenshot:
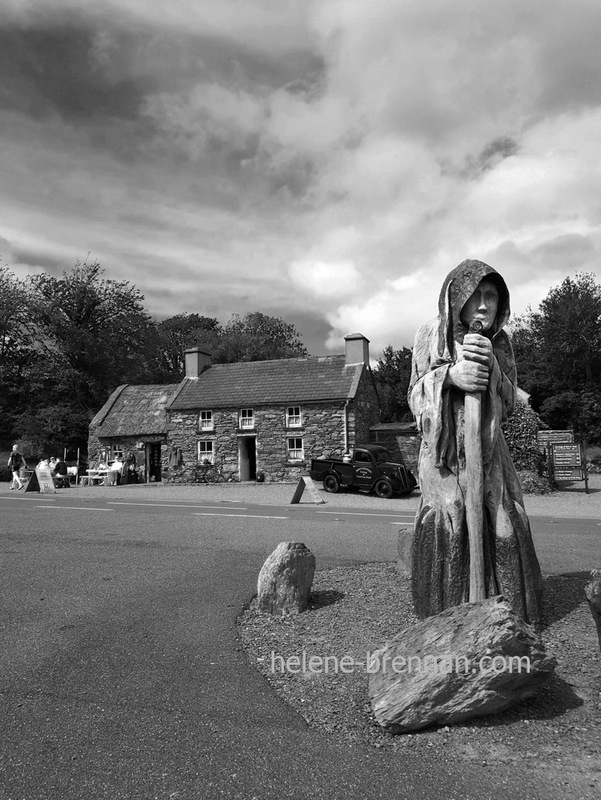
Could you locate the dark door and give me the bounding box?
[352,449,374,492]
[147,443,162,482]
[238,437,256,481]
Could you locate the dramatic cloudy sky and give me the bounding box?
[1,0,601,357]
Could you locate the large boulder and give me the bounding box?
[369,596,556,734]
[256,542,316,616]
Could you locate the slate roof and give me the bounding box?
[91,384,180,437]
[167,355,365,410]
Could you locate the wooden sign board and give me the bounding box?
[551,443,582,477]
[537,430,574,451]
[290,476,325,505]
[25,467,56,494]
[550,442,589,492]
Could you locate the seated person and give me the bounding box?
[107,456,124,485]
[52,456,70,488]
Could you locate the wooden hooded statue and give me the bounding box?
[408,259,543,628]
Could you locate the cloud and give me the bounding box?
[288,259,363,300]
[1,0,601,360]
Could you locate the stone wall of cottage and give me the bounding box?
[88,429,164,462]
[165,400,373,483]
[368,429,421,472]
[352,368,381,445]
[87,426,104,462]
[86,429,168,479]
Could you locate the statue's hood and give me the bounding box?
[436,259,511,361]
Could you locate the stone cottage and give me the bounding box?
[88,333,381,483]
[88,384,179,482]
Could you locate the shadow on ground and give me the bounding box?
[309,589,345,609]
[542,571,592,628]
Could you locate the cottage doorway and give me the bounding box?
[238,436,256,481]
[146,442,162,482]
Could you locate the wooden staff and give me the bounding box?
[465,319,486,602]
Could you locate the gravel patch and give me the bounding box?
[238,563,601,797]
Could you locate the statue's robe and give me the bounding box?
[408,260,543,628]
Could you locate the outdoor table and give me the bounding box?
[80,469,109,486]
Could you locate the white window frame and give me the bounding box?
[287,437,304,462]
[239,408,254,429]
[199,410,213,431]
[198,440,214,464]
[286,406,302,427]
[111,444,124,460]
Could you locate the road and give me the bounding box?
[2,490,599,571]
[0,491,599,800]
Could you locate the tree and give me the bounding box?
[1,258,310,453]
[372,345,413,422]
[155,313,221,379]
[511,273,601,444]
[0,265,38,444]
[215,312,307,363]
[19,261,161,449]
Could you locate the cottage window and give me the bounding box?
[239,408,254,429]
[111,445,124,460]
[287,437,304,461]
[199,410,213,430]
[198,440,214,464]
[286,406,302,427]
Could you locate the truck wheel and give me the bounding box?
[374,479,393,499]
[323,473,340,493]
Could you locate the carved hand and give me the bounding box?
[448,360,489,392]
[447,335,493,393]
[462,333,494,368]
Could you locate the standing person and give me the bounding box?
[124,451,137,484]
[7,445,26,490]
[408,259,543,629]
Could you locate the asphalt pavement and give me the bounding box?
[1,479,600,800]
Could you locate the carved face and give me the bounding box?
[460,279,499,332]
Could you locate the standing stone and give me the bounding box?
[256,542,316,615]
[369,596,556,734]
[585,569,601,653]
[396,527,413,577]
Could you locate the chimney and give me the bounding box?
[344,333,370,366]
[184,347,212,378]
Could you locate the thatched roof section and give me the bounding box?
[91,384,179,437]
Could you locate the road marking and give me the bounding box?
[108,502,248,510]
[317,510,415,519]
[193,512,288,520]
[35,505,114,512]
[1,496,56,501]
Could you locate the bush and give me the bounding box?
[585,444,601,473]
[502,398,553,494]
[516,470,554,495]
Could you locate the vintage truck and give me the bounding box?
[309,444,417,498]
